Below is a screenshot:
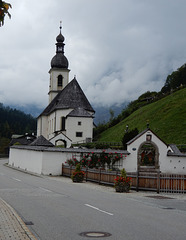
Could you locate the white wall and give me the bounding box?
[9,137,186,176]
[48,68,70,103]
[9,148,43,174]
[9,147,128,176]
[125,130,186,174]
[55,109,72,132]
[123,153,138,172]
[37,115,48,139]
[41,151,72,175]
[160,155,186,174]
[66,116,93,143]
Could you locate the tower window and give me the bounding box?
[61,117,66,131]
[78,121,81,126]
[76,132,83,137]
[58,75,63,87]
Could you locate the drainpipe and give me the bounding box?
[54,112,56,133]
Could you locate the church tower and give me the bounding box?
[48,23,70,103]
[37,23,95,146]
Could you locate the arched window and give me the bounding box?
[58,75,63,87]
[138,141,159,168]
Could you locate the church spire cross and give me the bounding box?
[60,21,62,33]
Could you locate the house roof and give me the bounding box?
[10,134,36,146]
[67,107,93,118]
[168,144,186,157]
[127,128,168,146]
[39,78,95,117]
[30,135,54,147]
[10,138,34,146]
[127,129,149,145]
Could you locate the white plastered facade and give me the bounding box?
[125,129,186,174]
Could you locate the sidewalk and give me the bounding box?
[0,198,37,240]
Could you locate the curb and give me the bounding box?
[0,198,38,240]
[4,162,43,178]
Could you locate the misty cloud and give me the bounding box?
[1,0,186,110]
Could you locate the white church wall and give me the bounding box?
[47,109,73,140]
[9,147,43,174]
[37,117,42,136]
[48,112,55,137]
[49,69,69,91]
[49,69,70,103]
[66,117,93,143]
[37,116,48,139]
[55,109,72,131]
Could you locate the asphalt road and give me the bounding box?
[0,158,186,240]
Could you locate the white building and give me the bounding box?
[125,128,186,174]
[37,25,95,147]
[9,128,186,176]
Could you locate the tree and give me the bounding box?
[122,128,139,150]
[109,108,114,122]
[161,64,186,93]
[0,1,11,27]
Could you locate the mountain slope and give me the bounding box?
[98,88,186,144]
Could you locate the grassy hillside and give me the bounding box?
[98,88,186,144]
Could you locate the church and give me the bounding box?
[37,25,95,147]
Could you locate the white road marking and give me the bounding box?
[11,177,21,182]
[85,204,114,216]
[39,187,52,193]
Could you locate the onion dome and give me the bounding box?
[56,32,65,43]
[51,53,68,68]
[51,23,69,69]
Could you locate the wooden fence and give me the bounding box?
[62,164,186,194]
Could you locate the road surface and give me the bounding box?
[0,159,186,240]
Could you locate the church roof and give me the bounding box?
[39,78,95,116]
[51,53,68,69]
[30,135,54,147]
[67,107,93,118]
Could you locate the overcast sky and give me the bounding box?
[1,0,186,111]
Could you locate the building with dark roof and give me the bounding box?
[37,24,95,147]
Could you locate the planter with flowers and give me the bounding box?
[71,163,85,183]
[114,168,132,192]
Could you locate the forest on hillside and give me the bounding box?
[0,103,36,154]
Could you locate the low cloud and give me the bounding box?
[1,0,186,110]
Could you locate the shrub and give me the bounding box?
[122,128,139,150]
[71,163,85,182]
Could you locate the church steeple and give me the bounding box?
[56,21,65,54]
[48,23,70,103]
[50,22,69,69]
